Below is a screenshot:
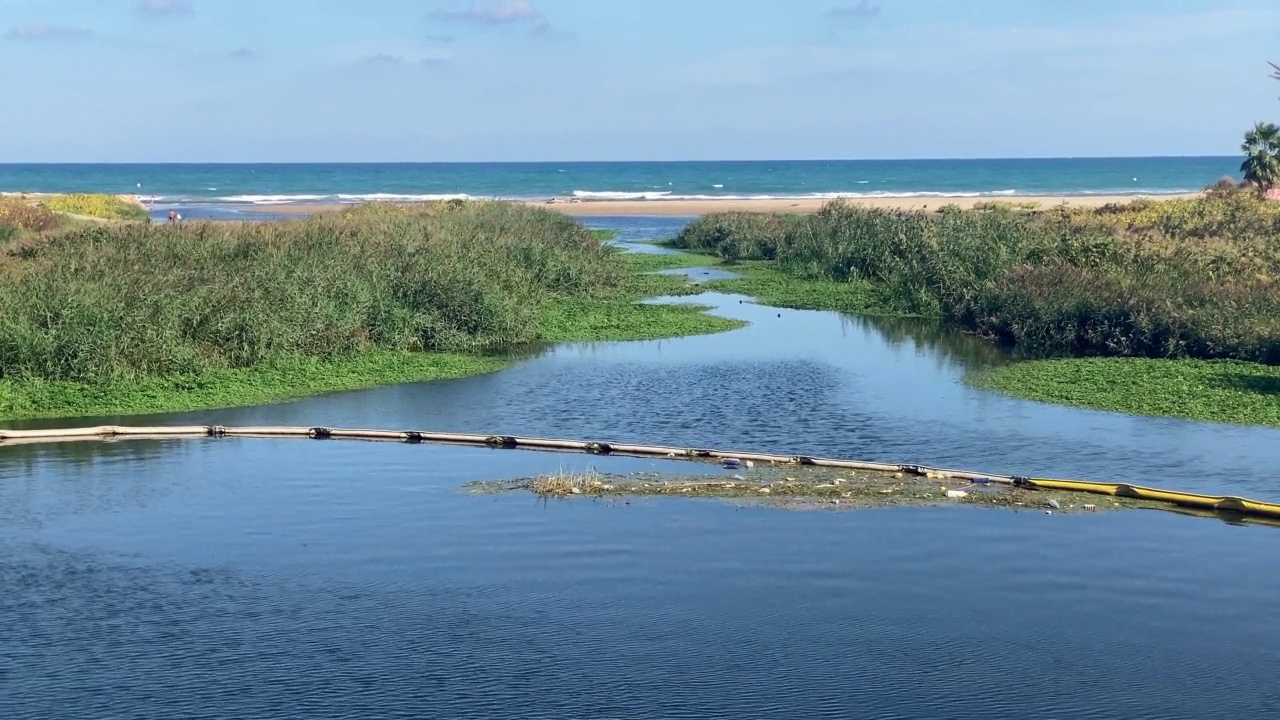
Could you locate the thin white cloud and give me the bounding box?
[432,0,537,23]
[431,0,542,25]
[5,23,93,41]
[136,0,193,17]
[826,1,880,19]
[340,39,454,67]
[358,52,451,67]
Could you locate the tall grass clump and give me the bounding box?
[672,193,1280,362]
[1079,191,1280,241]
[40,193,150,221]
[0,202,624,384]
[0,196,62,237]
[672,211,804,262]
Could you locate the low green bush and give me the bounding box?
[40,193,150,221]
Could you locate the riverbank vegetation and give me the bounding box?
[969,358,1280,427]
[0,351,513,422]
[673,192,1280,362]
[703,262,884,315]
[672,191,1280,426]
[0,202,736,420]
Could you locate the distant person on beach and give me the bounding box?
[168,210,176,224]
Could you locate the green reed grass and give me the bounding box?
[673,194,1280,363]
[0,202,737,419]
[0,202,618,384]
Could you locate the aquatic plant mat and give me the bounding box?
[463,467,1166,516]
[2,425,1278,528]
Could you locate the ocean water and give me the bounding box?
[0,157,1240,209]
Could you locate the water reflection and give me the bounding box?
[848,314,1014,370]
[0,437,184,472]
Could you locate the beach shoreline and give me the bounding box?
[238,193,1203,218]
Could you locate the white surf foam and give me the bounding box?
[336,193,475,202]
[571,190,674,200]
[218,194,329,205]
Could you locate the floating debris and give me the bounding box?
[464,466,1165,515]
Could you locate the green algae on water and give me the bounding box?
[703,262,896,316]
[0,351,512,422]
[968,358,1280,428]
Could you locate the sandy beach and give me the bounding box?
[241,194,1202,218]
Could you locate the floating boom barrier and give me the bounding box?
[2,424,1279,523]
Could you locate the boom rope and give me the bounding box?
[2,424,1279,522]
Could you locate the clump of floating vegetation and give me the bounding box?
[464,465,1159,514]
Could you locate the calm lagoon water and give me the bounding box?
[4,217,1280,719]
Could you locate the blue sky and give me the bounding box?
[1,0,1277,161]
